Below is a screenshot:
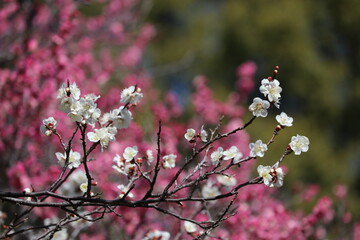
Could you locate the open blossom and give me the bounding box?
[184,221,197,233]
[56,150,81,169]
[200,126,208,142]
[184,128,196,141]
[100,107,132,129]
[87,127,117,150]
[223,146,243,162]
[257,164,284,187]
[259,78,282,108]
[40,117,57,136]
[210,147,223,165]
[118,184,134,198]
[142,230,170,240]
[202,181,220,198]
[162,154,176,168]
[59,96,75,113]
[79,96,101,124]
[217,175,237,187]
[66,95,101,125]
[60,171,87,195]
[80,182,88,193]
[249,140,268,157]
[276,112,293,127]
[123,146,138,162]
[184,127,208,142]
[57,82,81,100]
[289,135,310,155]
[146,150,154,164]
[249,97,270,117]
[113,163,137,177]
[120,86,143,105]
[113,154,137,177]
[113,154,124,168]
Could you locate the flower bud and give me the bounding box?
[45,130,52,136]
[136,158,143,164]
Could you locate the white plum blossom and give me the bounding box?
[113,163,137,177]
[80,182,88,193]
[210,147,223,165]
[257,164,284,187]
[123,146,138,162]
[217,175,237,187]
[276,112,293,127]
[84,93,100,102]
[142,230,170,240]
[118,184,134,198]
[87,127,117,151]
[249,140,268,158]
[55,150,81,169]
[249,97,270,117]
[67,100,83,122]
[184,221,197,233]
[57,82,81,100]
[113,153,137,177]
[59,96,75,113]
[113,154,124,168]
[40,117,57,136]
[146,150,154,164]
[56,83,102,124]
[100,107,132,129]
[184,128,196,141]
[259,78,282,108]
[202,181,220,198]
[67,96,101,125]
[78,96,101,125]
[289,135,310,155]
[200,126,208,142]
[123,163,137,176]
[162,154,176,169]
[223,146,243,162]
[120,86,143,105]
[59,170,87,195]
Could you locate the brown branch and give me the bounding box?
[142,120,162,200]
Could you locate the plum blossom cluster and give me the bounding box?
[57,82,101,126]
[113,146,139,177]
[198,69,309,189]
[246,69,309,188]
[56,150,81,169]
[3,63,325,240]
[209,146,243,165]
[50,83,143,152]
[112,145,177,181]
[40,83,143,196]
[0,0,354,237]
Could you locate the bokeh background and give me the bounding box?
[143,0,360,218]
[0,1,359,237]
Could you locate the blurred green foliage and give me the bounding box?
[146,0,360,218]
